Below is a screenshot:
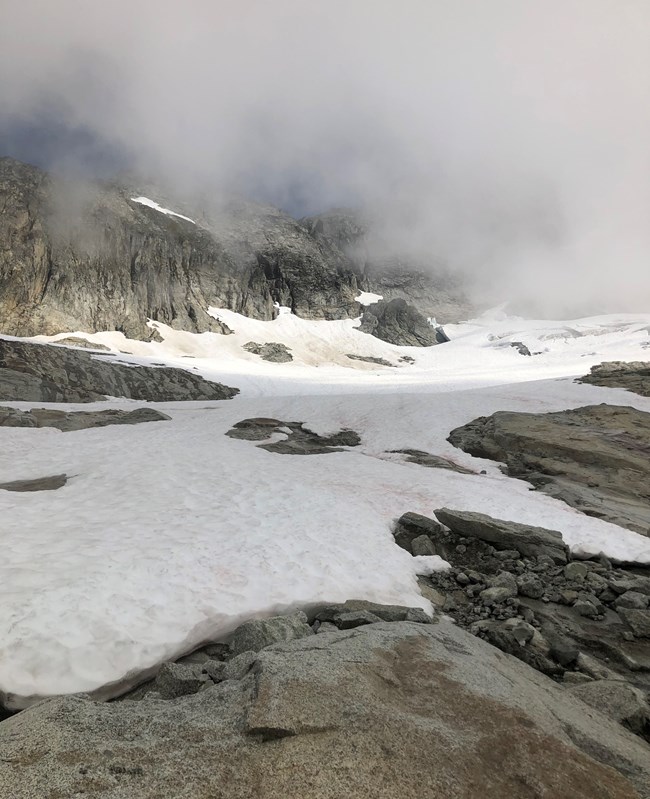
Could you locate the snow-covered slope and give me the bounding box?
[2,309,650,706]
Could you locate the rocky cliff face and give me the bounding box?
[0,158,470,340]
[301,208,473,323]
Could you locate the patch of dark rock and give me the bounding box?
[0,473,67,492]
[401,509,650,741]
[578,361,650,397]
[0,406,171,432]
[388,449,474,474]
[399,355,415,364]
[243,341,293,363]
[358,298,440,347]
[510,341,532,356]
[448,403,650,537]
[0,338,238,402]
[346,354,395,367]
[54,337,112,352]
[226,418,361,455]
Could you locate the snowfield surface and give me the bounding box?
[3,309,650,705]
[130,196,196,224]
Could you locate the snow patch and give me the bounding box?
[131,196,196,224]
[355,291,384,306]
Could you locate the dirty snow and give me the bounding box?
[3,308,650,706]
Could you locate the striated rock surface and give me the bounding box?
[0,338,238,402]
[578,361,650,397]
[448,404,650,537]
[1,620,649,798]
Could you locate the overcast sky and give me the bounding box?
[1,1,649,311]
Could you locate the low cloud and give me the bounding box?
[1,1,649,313]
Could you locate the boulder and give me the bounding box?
[0,473,67,492]
[3,621,647,798]
[228,612,314,657]
[434,508,569,564]
[226,418,361,455]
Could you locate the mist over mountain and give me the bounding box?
[1,1,648,316]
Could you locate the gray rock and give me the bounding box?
[332,611,384,629]
[517,573,544,599]
[393,512,446,554]
[490,571,518,595]
[358,299,441,347]
[0,473,67,492]
[153,662,210,699]
[410,534,437,556]
[0,405,171,432]
[565,562,589,581]
[615,591,650,611]
[2,621,648,798]
[577,361,650,398]
[0,338,237,402]
[609,576,650,597]
[563,672,594,685]
[243,342,293,363]
[228,612,313,657]
[448,404,650,537]
[313,600,431,625]
[222,651,258,681]
[480,586,514,605]
[574,600,599,619]
[618,608,650,638]
[568,679,650,736]
[388,448,474,473]
[226,418,361,455]
[346,353,395,367]
[434,508,569,564]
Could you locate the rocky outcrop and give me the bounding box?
[0,338,238,402]
[243,341,293,362]
[448,404,650,536]
[358,298,441,346]
[578,361,650,397]
[0,405,170,431]
[2,619,649,798]
[226,417,361,454]
[0,158,469,341]
[400,510,650,741]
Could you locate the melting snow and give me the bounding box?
[355,291,383,306]
[3,309,650,705]
[131,196,196,224]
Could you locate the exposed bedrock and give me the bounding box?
[578,361,650,397]
[0,338,238,402]
[1,618,649,798]
[358,298,444,346]
[448,404,650,536]
[0,406,171,432]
